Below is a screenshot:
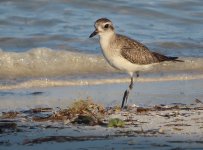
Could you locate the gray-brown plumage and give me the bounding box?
[89,18,183,109]
[117,34,182,65]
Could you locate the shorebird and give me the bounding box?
[89,18,183,109]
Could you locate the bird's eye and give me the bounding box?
[104,24,109,28]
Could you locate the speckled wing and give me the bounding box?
[120,39,159,65]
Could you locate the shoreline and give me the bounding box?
[0,71,203,90]
[0,77,203,112]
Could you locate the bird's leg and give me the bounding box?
[121,90,129,109]
[129,76,134,90]
[121,76,134,109]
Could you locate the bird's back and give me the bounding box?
[116,34,182,65]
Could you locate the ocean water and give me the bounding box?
[0,0,203,88]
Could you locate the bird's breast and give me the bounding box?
[101,47,117,68]
[99,38,117,65]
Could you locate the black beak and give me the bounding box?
[89,29,98,38]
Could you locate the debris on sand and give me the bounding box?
[0,121,21,134]
[33,99,106,125]
[0,98,202,137]
[108,118,125,128]
[23,135,110,145]
[1,111,20,119]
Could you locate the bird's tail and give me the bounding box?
[152,52,184,62]
[166,56,184,62]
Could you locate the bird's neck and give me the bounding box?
[99,32,116,50]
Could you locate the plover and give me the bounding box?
[89,18,183,109]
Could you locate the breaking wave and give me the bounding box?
[0,47,203,89]
[0,48,113,79]
[0,47,203,77]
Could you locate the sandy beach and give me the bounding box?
[1,77,203,150]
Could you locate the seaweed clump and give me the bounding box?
[33,99,106,125]
[108,118,125,128]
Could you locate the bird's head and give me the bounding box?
[89,18,115,38]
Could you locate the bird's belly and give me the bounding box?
[101,46,152,74]
[108,56,153,73]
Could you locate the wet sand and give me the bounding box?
[0,78,203,149]
[1,76,203,111]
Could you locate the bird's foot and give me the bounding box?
[136,71,139,78]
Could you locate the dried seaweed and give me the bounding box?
[116,129,164,136]
[32,99,106,125]
[0,121,21,134]
[31,108,53,113]
[1,111,19,119]
[23,135,110,145]
[165,123,191,127]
